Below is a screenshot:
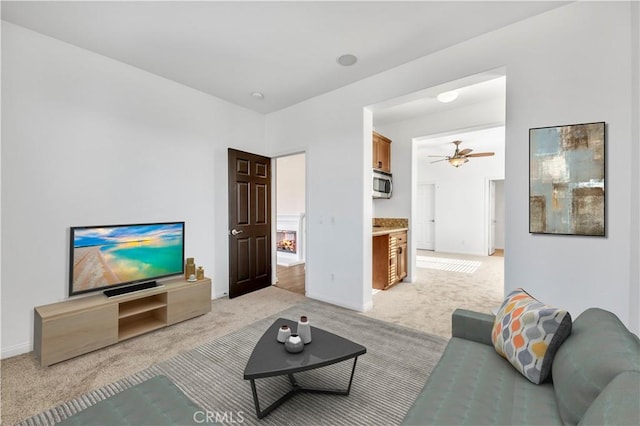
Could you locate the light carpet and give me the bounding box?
[416,255,482,274]
[19,301,448,426]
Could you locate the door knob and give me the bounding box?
[230,229,243,236]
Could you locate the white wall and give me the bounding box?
[266,102,373,311]
[632,0,640,334]
[276,153,305,215]
[501,3,636,331]
[0,23,265,357]
[265,2,639,333]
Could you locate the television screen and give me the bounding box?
[69,222,185,296]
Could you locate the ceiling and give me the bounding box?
[417,125,506,159]
[373,73,506,126]
[2,1,568,114]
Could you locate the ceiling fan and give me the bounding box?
[429,140,495,168]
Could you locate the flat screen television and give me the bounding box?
[69,222,185,297]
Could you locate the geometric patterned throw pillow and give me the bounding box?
[491,288,572,384]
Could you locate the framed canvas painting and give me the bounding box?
[529,121,605,236]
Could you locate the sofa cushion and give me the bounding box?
[552,308,640,425]
[578,371,640,425]
[402,337,562,425]
[492,288,572,384]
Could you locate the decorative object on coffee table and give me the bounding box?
[244,317,367,419]
[297,315,312,343]
[277,324,291,343]
[284,334,304,353]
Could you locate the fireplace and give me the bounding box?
[276,230,297,254]
[276,213,305,266]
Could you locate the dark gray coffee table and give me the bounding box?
[243,318,367,419]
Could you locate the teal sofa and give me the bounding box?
[403,308,640,425]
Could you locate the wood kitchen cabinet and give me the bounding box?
[372,131,391,172]
[395,232,408,282]
[373,230,407,290]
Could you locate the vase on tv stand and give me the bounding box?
[185,258,196,280]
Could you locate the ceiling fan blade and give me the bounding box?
[458,148,473,156]
[430,159,448,164]
[466,152,494,158]
[428,155,449,158]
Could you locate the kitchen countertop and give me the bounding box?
[372,226,409,236]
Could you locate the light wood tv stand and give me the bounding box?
[34,277,211,366]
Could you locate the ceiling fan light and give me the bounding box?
[437,90,459,103]
[449,157,466,168]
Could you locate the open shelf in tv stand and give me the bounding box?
[117,292,168,340]
[34,277,211,366]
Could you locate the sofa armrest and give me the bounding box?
[451,308,495,346]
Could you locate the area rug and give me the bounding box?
[18,301,448,426]
[416,255,481,274]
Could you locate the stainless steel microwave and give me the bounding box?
[373,170,392,199]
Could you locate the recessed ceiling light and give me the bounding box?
[336,54,358,66]
[437,90,459,103]
[251,91,264,100]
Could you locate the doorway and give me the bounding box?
[274,153,306,295]
[369,69,505,322]
[416,183,436,250]
[488,179,505,256]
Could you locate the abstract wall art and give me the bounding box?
[529,122,605,236]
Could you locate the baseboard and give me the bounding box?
[306,292,369,313]
[212,290,228,299]
[1,341,32,359]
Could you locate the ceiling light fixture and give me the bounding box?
[437,90,459,103]
[448,157,467,168]
[251,91,264,100]
[336,54,358,66]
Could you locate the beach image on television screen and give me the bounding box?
[72,223,184,293]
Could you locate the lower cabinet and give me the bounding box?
[35,304,119,367]
[395,233,408,282]
[34,278,211,366]
[373,231,408,290]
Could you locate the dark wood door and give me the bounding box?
[228,148,272,298]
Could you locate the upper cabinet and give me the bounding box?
[372,131,391,173]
